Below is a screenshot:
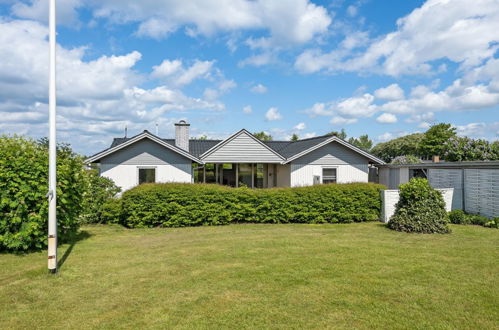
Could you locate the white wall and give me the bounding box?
[381,188,454,223]
[289,141,370,187]
[101,163,192,192]
[290,163,368,186]
[99,138,193,192]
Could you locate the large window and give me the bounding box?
[238,163,253,187]
[322,168,337,184]
[138,168,156,184]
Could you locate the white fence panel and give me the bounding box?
[381,188,454,223]
[464,169,499,219]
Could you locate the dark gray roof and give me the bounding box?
[98,131,382,163]
[269,135,333,158]
[378,161,499,169]
[110,137,221,158]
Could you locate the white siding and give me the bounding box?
[202,131,283,163]
[289,141,370,187]
[99,138,193,192]
[290,163,368,186]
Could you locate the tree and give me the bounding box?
[0,136,87,251]
[193,135,208,140]
[327,128,347,140]
[348,134,373,151]
[390,155,422,164]
[253,131,273,141]
[420,123,456,158]
[371,133,424,162]
[290,134,299,141]
[443,136,499,161]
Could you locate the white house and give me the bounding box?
[86,121,385,191]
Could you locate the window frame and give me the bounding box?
[321,166,338,184]
[137,166,157,185]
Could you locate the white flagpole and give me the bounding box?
[48,0,57,274]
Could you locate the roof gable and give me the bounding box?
[200,129,285,163]
[284,136,385,164]
[86,131,201,163]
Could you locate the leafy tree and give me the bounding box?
[390,155,422,164]
[371,133,424,162]
[0,136,86,251]
[192,135,208,140]
[443,136,499,161]
[348,134,373,151]
[253,131,273,141]
[327,128,347,140]
[290,134,299,141]
[420,123,456,158]
[79,170,121,224]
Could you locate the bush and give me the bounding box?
[388,178,450,234]
[447,210,498,229]
[99,198,123,224]
[0,136,86,252]
[448,209,467,224]
[115,182,385,228]
[79,170,121,224]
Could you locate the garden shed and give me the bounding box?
[377,161,499,219]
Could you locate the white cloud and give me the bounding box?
[377,132,393,142]
[89,0,331,46]
[243,105,252,114]
[336,93,377,117]
[454,122,499,139]
[374,84,404,100]
[151,59,215,87]
[376,113,398,124]
[330,116,358,125]
[295,0,499,76]
[294,122,306,130]
[250,83,268,94]
[265,107,282,121]
[302,132,317,139]
[11,0,82,26]
[346,5,358,17]
[302,102,334,117]
[0,19,229,154]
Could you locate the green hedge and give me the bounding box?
[113,183,385,228]
[449,210,498,228]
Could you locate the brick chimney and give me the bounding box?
[175,120,190,151]
[432,155,440,163]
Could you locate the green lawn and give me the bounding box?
[1,223,498,329]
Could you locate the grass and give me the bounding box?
[1,223,498,329]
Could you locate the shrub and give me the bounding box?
[100,198,123,224]
[79,170,121,224]
[117,182,385,228]
[448,210,468,224]
[0,136,86,252]
[388,178,450,234]
[467,214,489,226]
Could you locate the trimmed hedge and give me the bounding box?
[112,183,385,228]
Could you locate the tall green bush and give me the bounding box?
[79,169,121,224]
[0,136,86,251]
[388,178,450,234]
[114,182,385,228]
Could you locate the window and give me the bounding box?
[138,168,155,184]
[322,168,337,184]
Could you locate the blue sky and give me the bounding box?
[0,0,498,155]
